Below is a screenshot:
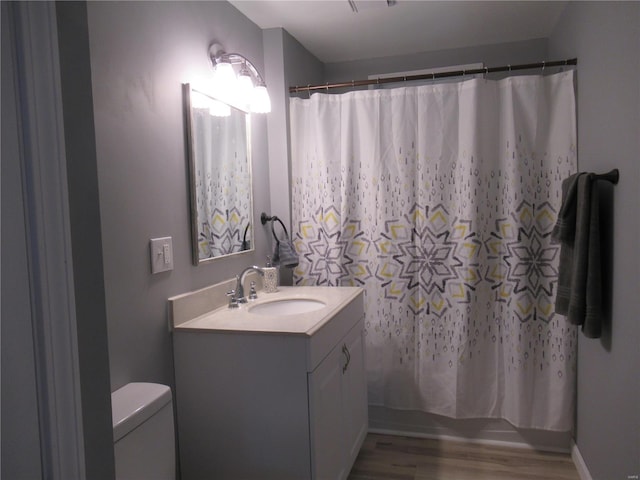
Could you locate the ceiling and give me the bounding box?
[229,1,568,63]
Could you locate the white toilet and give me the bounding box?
[111,382,175,480]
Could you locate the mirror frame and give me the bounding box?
[183,83,254,265]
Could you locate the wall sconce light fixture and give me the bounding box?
[208,42,271,114]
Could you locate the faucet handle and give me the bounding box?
[249,281,258,300]
[226,289,239,309]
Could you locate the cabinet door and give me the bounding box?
[341,321,368,468]
[308,342,347,480]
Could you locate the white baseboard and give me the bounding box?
[369,427,571,454]
[571,440,594,480]
[368,406,573,453]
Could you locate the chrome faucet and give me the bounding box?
[234,265,265,304]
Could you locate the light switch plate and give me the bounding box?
[150,237,173,274]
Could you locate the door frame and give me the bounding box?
[9,2,86,478]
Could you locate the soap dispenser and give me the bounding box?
[263,256,278,293]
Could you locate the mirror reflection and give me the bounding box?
[184,84,253,265]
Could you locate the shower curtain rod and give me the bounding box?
[289,58,577,94]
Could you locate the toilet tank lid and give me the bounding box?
[111,382,172,442]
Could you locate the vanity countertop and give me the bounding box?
[173,286,363,336]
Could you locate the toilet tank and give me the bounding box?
[111,383,175,480]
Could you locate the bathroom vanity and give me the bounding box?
[170,285,367,480]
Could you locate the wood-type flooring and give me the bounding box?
[347,433,580,480]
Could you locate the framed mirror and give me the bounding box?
[183,84,253,265]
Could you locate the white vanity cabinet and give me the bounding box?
[309,319,367,480]
[171,286,367,480]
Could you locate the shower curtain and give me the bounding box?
[290,71,577,431]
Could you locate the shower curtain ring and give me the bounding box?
[484,67,489,79]
[307,85,311,99]
[542,61,546,72]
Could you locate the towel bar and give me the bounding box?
[261,212,276,225]
[261,213,289,237]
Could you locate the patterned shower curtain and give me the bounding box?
[290,71,577,431]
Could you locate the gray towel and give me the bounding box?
[271,217,299,268]
[552,173,603,338]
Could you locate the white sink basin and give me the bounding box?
[249,298,327,316]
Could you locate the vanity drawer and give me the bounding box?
[306,289,364,371]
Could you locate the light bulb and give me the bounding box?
[250,84,271,113]
[237,68,255,111]
[211,61,237,105]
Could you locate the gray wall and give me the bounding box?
[264,27,324,228]
[324,38,548,86]
[86,1,272,391]
[548,3,640,479]
[264,28,324,285]
[264,27,292,253]
[282,29,325,93]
